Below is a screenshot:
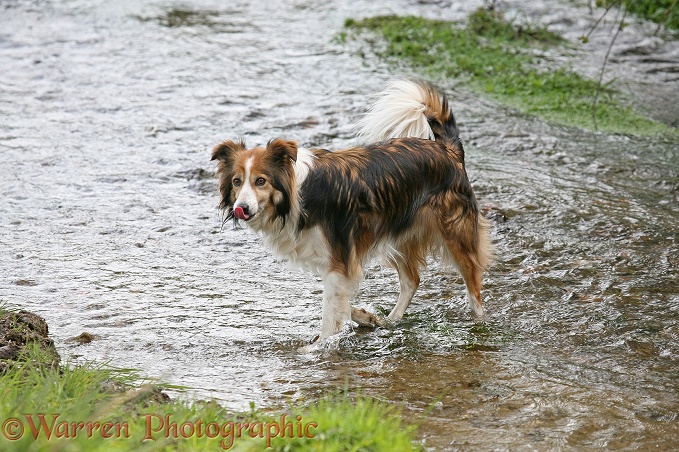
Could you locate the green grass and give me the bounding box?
[243,394,420,451]
[466,8,565,45]
[598,0,679,31]
[344,9,675,136]
[0,346,420,451]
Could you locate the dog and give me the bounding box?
[212,80,491,342]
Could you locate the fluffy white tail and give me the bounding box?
[357,80,455,144]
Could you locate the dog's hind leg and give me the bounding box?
[454,251,485,319]
[320,272,359,339]
[446,224,489,320]
[442,216,490,320]
[387,258,421,323]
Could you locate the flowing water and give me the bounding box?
[1,0,678,449]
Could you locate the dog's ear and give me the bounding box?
[212,140,244,213]
[264,139,297,223]
[266,138,298,163]
[211,139,245,162]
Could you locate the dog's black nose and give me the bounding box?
[238,204,250,216]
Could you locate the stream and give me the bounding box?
[1,0,677,449]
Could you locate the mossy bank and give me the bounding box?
[343,8,678,137]
[598,0,679,31]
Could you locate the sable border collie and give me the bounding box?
[212,80,491,342]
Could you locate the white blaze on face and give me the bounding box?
[234,156,258,217]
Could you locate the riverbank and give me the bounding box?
[599,0,679,31]
[343,7,678,136]
[0,308,420,451]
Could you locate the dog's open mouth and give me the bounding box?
[233,206,253,221]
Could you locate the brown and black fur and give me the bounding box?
[212,79,491,342]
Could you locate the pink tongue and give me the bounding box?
[233,206,249,220]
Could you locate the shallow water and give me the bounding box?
[1,0,678,449]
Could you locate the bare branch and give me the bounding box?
[593,7,628,130]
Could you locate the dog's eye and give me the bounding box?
[232,178,242,187]
[255,177,266,187]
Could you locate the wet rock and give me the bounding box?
[66,332,97,345]
[294,116,320,129]
[123,386,172,408]
[14,279,37,286]
[100,378,127,394]
[175,168,217,194]
[0,309,60,371]
[174,168,214,180]
[482,204,508,223]
[144,388,172,406]
[0,344,20,360]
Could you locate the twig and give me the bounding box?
[583,0,623,42]
[592,7,627,130]
[654,0,679,35]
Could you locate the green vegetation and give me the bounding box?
[344,8,675,136]
[598,0,679,31]
[0,347,420,451]
[466,8,564,45]
[245,394,420,451]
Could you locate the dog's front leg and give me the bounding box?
[319,272,356,339]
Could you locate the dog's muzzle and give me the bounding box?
[233,205,251,220]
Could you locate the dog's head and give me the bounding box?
[211,138,298,229]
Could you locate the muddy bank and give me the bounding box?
[0,310,60,372]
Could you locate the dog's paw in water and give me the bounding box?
[296,326,358,354]
[351,306,387,328]
[297,335,320,354]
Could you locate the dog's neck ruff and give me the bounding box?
[249,147,317,266]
